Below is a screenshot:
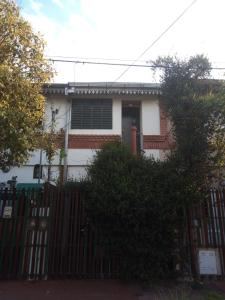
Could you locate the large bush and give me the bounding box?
[85,56,225,281]
[86,142,179,281]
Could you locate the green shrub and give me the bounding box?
[86,142,179,281]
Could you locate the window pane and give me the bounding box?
[71,99,112,129]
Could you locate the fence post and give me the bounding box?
[186,206,198,278]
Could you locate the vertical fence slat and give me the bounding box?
[216,190,225,276]
[188,189,225,279]
[0,185,120,280]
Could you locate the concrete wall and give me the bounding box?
[144,149,161,160]
[44,95,69,132]
[0,165,59,184]
[67,149,97,165]
[45,96,161,140]
[67,166,88,181]
[0,95,164,184]
[142,99,160,135]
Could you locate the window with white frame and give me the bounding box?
[71,99,112,129]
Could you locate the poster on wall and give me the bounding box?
[198,249,221,275]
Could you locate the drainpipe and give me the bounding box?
[38,122,44,184]
[63,100,70,183]
[38,149,42,184]
[131,126,137,155]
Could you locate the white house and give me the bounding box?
[0,82,172,185]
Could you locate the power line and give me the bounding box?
[50,59,155,68]
[48,58,225,70]
[48,56,225,68]
[112,0,198,83]
[46,55,147,63]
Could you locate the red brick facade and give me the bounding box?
[143,135,171,149]
[159,102,168,136]
[143,102,172,150]
[68,135,121,149]
[68,101,172,150]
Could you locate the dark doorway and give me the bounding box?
[122,103,141,153]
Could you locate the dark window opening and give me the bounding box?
[122,103,141,153]
[33,164,42,179]
[71,99,112,129]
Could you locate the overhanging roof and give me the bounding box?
[43,82,161,96]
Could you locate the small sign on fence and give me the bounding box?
[198,249,221,275]
[3,206,12,218]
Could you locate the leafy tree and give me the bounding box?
[153,55,225,191]
[0,0,53,168]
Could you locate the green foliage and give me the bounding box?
[86,56,225,281]
[0,0,53,168]
[64,178,89,191]
[204,291,225,300]
[153,55,225,190]
[86,142,178,281]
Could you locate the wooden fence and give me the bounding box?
[0,186,119,280]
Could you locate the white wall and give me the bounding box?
[142,99,160,135]
[27,150,61,165]
[45,96,161,137]
[0,96,164,184]
[144,149,160,160]
[0,165,60,184]
[0,166,35,184]
[45,96,70,132]
[67,149,98,165]
[67,166,88,180]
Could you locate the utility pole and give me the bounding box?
[63,100,70,183]
[46,106,58,182]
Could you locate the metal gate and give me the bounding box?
[0,186,119,280]
[188,189,225,278]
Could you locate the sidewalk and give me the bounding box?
[211,280,225,295]
[0,279,142,300]
[1,279,225,300]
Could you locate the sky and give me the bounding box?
[17,0,225,83]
